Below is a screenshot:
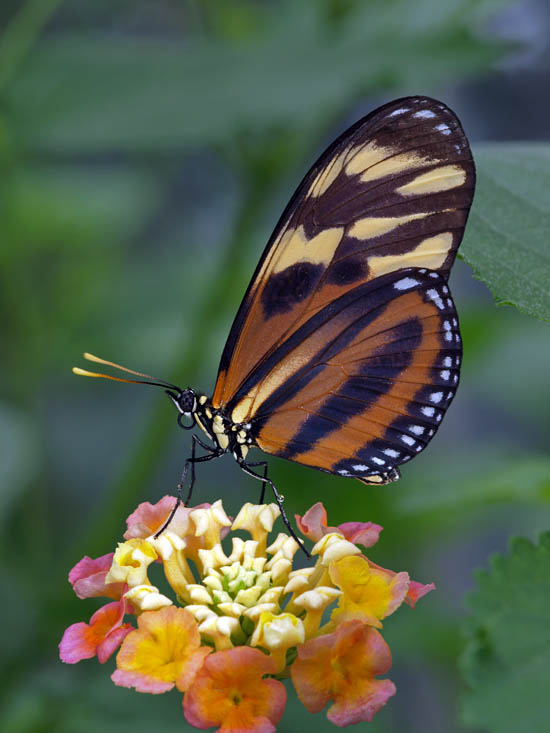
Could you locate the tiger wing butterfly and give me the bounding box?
[212,96,475,484]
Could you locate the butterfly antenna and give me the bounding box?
[73,353,181,392]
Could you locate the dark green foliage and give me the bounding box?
[460,534,550,732]
[463,144,550,321]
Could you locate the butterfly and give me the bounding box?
[75,96,475,531]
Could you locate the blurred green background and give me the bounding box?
[1,1,549,731]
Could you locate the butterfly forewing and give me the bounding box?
[213,96,474,412]
[211,96,473,481]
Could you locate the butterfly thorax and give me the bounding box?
[173,389,254,462]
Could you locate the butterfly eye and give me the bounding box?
[171,388,196,415]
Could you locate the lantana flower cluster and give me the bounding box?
[60,497,434,731]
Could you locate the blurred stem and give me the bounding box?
[0,0,63,92]
[72,157,277,558]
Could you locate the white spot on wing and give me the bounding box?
[409,425,425,435]
[389,107,409,117]
[384,448,400,458]
[427,288,445,310]
[421,406,435,417]
[372,457,386,466]
[435,123,451,135]
[414,109,436,119]
[401,435,416,446]
[444,356,452,367]
[352,464,370,472]
[441,370,450,380]
[394,277,419,290]
[431,392,443,403]
[429,272,439,279]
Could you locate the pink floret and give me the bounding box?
[68,553,124,600]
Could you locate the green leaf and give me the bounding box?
[459,533,550,732]
[462,144,550,321]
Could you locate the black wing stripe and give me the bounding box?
[249,271,458,425]
[252,272,452,421]
[274,317,423,460]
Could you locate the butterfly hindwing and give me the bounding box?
[213,96,474,411]
[224,268,460,480]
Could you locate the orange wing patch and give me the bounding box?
[234,269,462,480]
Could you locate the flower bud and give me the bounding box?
[124,585,173,612]
[251,611,305,672]
[106,539,157,587]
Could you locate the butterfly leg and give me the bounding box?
[242,460,268,504]
[184,434,223,505]
[154,434,223,537]
[238,460,310,558]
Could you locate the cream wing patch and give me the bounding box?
[307,150,348,198]
[345,142,436,184]
[271,226,344,274]
[397,165,466,196]
[367,233,454,278]
[360,474,385,484]
[349,211,432,240]
[231,396,254,424]
[345,141,390,176]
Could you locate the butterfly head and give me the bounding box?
[166,387,197,416]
